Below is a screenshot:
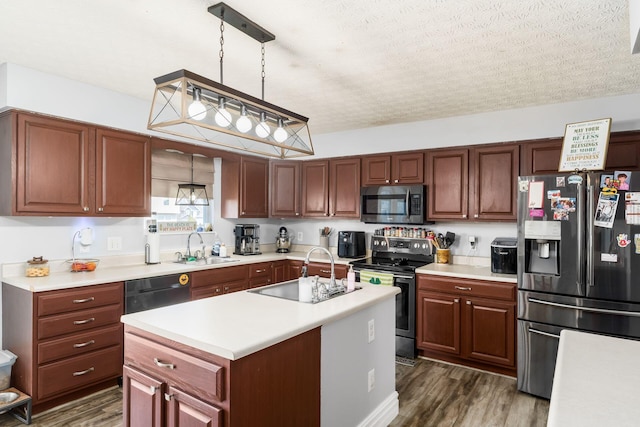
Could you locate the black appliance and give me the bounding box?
[517,172,640,399]
[490,237,517,274]
[350,235,434,358]
[360,185,427,225]
[125,273,191,314]
[234,224,261,255]
[337,231,366,258]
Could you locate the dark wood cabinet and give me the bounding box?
[417,274,516,376]
[427,144,519,221]
[362,152,424,185]
[248,262,272,288]
[286,260,348,280]
[191,266,249,300]
[301,158,360,218]
[288,260,304,280]
[2,282,124,413]
[270,161,301,217]
[1,111,151,216]
[123,325,320,427]
[272,260,287,284]
[221,156,269,218]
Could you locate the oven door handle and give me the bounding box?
[528,327,560,340]
[353,270,414,280]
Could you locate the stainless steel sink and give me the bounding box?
[249,279,360,304]
[174,257,240,265]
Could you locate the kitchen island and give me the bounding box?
[120,281,400,427]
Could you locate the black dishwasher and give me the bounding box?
[125,273,191,314]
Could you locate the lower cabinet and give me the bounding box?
[248,262,272,289]
[123,325,320,427]
[416,274,516,376]
[271,260,287,285]
[190,265,249,300]
[287,260,349,281]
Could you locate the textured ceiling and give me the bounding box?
[1,0,640,135]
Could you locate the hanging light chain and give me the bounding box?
[219,18,225,84]
[261,42,266,100]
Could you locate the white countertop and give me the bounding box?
[121,282,400,361]
[548,330,640,427]
[415,262,517,283]
[1,251,360,292]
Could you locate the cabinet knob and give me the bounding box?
[83,207,89,212]
[454,298,460,303]
[164,393,173,401]
[98,207,104,212]
[296,213,300,216]
[474,214,478,218]
[394,179,399,183]
[466,300,472,305]
[462,215,467,218]
[242,211,246,215]
[385,180,390,183]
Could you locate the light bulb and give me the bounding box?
[274,119,287,143]
[188,87,206,121]
[214,97,232,127]
[256,112,270,138]
[236,106,252,133]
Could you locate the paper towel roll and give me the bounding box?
[146,233,161,264]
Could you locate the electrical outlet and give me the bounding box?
[368,369,375,392]
[468,235,477,249]
[297,231,303,241]
[107,236,122,251]
[368,319,375,343]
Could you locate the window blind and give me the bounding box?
[151,150,214,198]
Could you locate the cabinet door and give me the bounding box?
[270,161,301,217]
[166,386,223,427]
[417,291,461,355]
[470,144,519,221]
[15,113,93,214]
[287,260,304,280]
[222,280,248,294]
[191,285,223,300]
[426,149,469,220]
[392,152,424,184]
[520,139,563,175]
[329,158,360,218]
[362,155,391,185]
[272,261,286,284]
[122,365,163,427]
[95,128,150,216]
[605,135,640,170]
[240,157,269,218]
[301,160,329,217]
[463,297,515,368]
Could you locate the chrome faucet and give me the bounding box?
[186,232,205,259]
[304,246,339,291]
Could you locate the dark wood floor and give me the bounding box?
[0,358,548,426]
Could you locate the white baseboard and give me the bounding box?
[357,391,399,427]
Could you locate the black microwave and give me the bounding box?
[360,185,427,224]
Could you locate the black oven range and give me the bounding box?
[350,235,433,358]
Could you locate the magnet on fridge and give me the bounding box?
[529,209,544,218]
[556,177,565,187]
[617,234,631,248]
[567,175,583,185]
[519,181,530,192]
[601,253,618,263]
[635,234,640,255]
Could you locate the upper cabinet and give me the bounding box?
[221,155,269,218]
[362,152,424,185]
[0,111,150,216]
[427,144,519,221]
[301,158,360,218]
[270,161,301,218]
[520,131,640,176]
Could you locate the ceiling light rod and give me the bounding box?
[207,3,275,43]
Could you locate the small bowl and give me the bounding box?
[0,392,18,403]
[66,259,99,272]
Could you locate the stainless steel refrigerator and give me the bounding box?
[517,171,640,399]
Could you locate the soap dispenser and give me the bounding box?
[347,265,356,292]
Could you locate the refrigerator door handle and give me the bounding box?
[528,327,560,340]
[576,181,585,287]
[529,297,640,317]
[586,181,595,287]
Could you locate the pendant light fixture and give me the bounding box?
[147,2,314,159]
[175,154,209,206]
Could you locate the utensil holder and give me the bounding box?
[436,248,451,264]
[319,235,329,249]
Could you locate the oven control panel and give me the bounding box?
[371,236,432,256]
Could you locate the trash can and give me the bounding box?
[0,350,17,390]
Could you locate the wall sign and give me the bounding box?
[558,118,612,172]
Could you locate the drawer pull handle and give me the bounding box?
[454,286,472,291]
[466,300,472,305]
[320,269,331,274]
[73,317,95,325]
[73,339,95,348]
[454,298,460,303]
[73,367,95,376]
[154,358,175,369]
[255,269,266,273]
[73,297,95,304]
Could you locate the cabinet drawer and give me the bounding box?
[37,282,123,316]
[124,332,225,404]
[249,262,271,278]
[418,276,515,301]
[38,303,122,340]
[37,345,123,401]
[191,265,248,288]
[38,324,123,364]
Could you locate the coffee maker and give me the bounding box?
[275,226,292,253]
[234,224,262,255]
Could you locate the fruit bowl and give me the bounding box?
[66,259,99,272]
